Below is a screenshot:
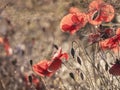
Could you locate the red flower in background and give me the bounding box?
[3,37,13,56]
[24,74,41,90]
[0,36,13,56]
[60,7,87,34]
[109,59,120,76]
[88,0,114,25]
[32,48,69,77]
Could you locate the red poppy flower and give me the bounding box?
[60,13,87,34]
[109,59,120,76]
[32,48,69,77]
[88,0,115,25]
[48,47,68,72]
[99,35,120,50]
[99,28,120,53]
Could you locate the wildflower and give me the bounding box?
[109,59,120,76]
[60,11,87,34]
[32,48,68,77]
[99,28,120,53]
[88,0,115,25]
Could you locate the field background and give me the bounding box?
[0,0,120,90]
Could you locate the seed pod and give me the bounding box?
[77,56,81,65]
[69,72,75,80]
[28,75,32,83]
[71,48,75,58]
[53,44,58,49]
[105,62,109,71]
[80,73,84,80]
[30,60,33,66]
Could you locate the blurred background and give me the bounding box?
[0,0,120,90]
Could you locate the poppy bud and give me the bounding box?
[28,75,32,83]
[71,48,75,58]
[69,72,75,80]
[105,62,109,71]
[53,44,58,50]
[30,60,33,66]
[77,56,81,65]
[80,73,84,80]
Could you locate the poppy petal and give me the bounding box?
[61,53,69,60]
[89,0,105,11]
[69,7,81,14]
[52,47,62,60]
[116,28,120,35]
[32,60,52,77]
[47,59,62,72]
[100,4,115,22]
